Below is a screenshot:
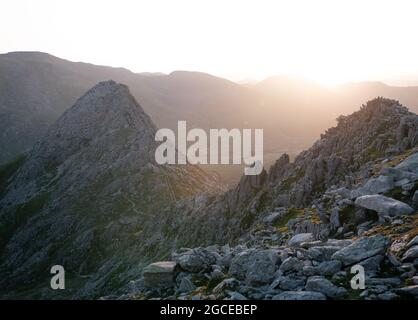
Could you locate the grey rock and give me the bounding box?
[305,276,347,298]
[174,248,218,273]
[288,233,314,247]
[351,175,394,197]
[269,275,306,291]
[395,153,418,174]
[359,255,384,274]
[402,245,418,262]
[377,291,399,300]
[330,208,341,230]
[393,285,418,297]
[407,235,418,248]
[229,249,279,285]
[229,291,248,300]
[305,246,341,262]
[413,191,418,208]
[143,261,176,289]
[331,235,389,266]
[355,195,414,218]
[367,277,401,286]
[178,276,196,293]
[381,167,418,183]
[272,291,326,300]
[212,278,239,294]
[303,260,342,276]
[279,257,303,274]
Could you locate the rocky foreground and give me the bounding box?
[135,151,418,300]
[132,99,418,300]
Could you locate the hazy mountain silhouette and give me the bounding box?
[3,52,418,185]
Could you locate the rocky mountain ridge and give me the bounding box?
[132,98,418,300]
[1,83,418,299]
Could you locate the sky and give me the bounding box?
[1,0,418,86]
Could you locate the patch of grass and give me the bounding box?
[364,215,418,244]
[310,209,322,225]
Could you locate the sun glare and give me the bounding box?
[1,0,418,84]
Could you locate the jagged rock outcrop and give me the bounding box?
[264,98,418,208]
[135,98,418,301]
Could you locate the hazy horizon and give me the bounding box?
[2,0,418,86]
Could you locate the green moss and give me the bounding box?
[274,208,304,228]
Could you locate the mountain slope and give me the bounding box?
[0,81,223,298]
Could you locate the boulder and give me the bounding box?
[395,153,418,174]
[402,245,418,262]
[279,257,303,274]
[174,247,218,273]
[288,233,315,247]
[393,285,418,297]
[229,249,279,285]
[331,235,389,266]
[359,255,384,275]
[354,195,414,218]
[269,275,306,291]
[178,276,196,293]
[351,175,394,198]
[272,291,326,300]
[303,260,342,276]
[381,167,418,182]
[305,246,341,262]
[330,208,341,230]
[143,261,177,289]
[305,276,347,299]
[407,235,418,248]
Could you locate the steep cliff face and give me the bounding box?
[0,81,223,298]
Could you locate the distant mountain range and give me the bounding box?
[2,52,418,185]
